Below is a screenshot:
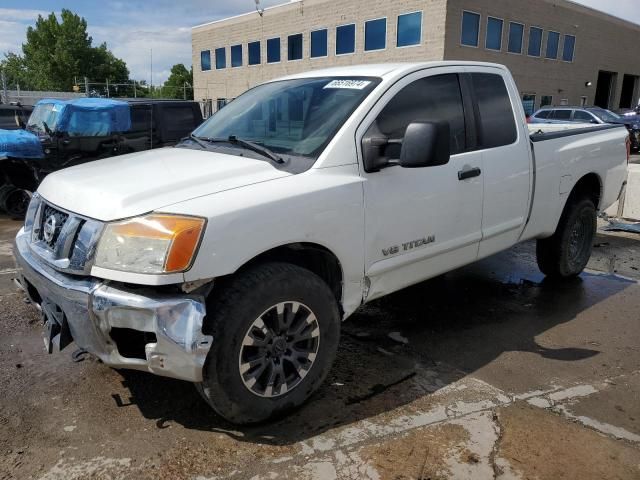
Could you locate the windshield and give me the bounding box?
[589,108,621,123]
[27,103,63,133]
[191,77,380,160]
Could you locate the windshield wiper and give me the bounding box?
[197,135,284,164]
[188,133,210,149]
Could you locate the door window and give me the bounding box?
[572,110,594,122]
[551,109,571,120]
[372,73,466,155]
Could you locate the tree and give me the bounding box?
[161,64,193,100]
[0,9,129,92]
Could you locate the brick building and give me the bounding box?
[192,0,640,115]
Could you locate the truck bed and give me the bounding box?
[522,122,628,241]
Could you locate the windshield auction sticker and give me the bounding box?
[324,79,372,90]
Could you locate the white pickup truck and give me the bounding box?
[14,62,629,423]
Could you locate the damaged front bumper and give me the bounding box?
[14,229,213,382]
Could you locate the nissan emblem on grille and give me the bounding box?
[43,215,57,243]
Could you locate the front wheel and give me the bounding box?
[198,262,340,424]
[536,197,596,278]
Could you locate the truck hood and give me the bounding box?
[38,147,292,221]
[0,128,44,159]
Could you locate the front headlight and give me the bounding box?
[94,214,206,274]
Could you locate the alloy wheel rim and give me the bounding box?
[568,211,591,262]
[239,301,320,398]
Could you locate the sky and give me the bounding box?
[0,0,638,85]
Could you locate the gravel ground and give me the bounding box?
[0,215,639,480]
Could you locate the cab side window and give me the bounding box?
[470,73,517,148]
[374,73,467,155]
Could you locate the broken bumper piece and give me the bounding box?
[13,229,213,382]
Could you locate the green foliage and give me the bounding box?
[0,9,129,92]
[160,64,194,99]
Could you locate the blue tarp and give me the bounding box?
[34,98,131,136]
[0,129,44,159]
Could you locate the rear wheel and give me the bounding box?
[536,197,596,278]
[198,262,340,424]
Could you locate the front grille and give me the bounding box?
[39,205,69,249]
[27,196,104,275]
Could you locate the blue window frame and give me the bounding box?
[365,18,386,51]
[288,33,303,61]
[200,50,211,71]
[546,31,560,59]
[336,24,356,55]
[267,37,281,63]
[485,17,503,51]
[248,41,261,65]
[397,11,422,47]
[461,11,480,47]
[508,22,524,54]
[231,45,242,67]
[562,34,576,62]
[311,29,328,58]
[528,27,543,56]
[215,47,226,69]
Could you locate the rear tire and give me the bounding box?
[197,262,340,424]
[536,197,596,278]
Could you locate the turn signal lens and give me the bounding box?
[95,214,206,274]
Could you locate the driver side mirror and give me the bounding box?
[362,121,451,172]
[399,121,450,168]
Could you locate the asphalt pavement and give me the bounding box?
[1,215,639,480]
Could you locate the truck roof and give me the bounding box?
[277,61,509,81]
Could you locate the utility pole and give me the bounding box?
[150,48,153,98]
[1,70,7,104]
[133,80,137,98]
[106,78,110,98]
[183,81,186,100]
[84,77,89,97]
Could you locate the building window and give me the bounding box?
[365,18,386,51]
[508,22,524,54]
[562,35,576,62]
[461,11,480,47]
[528,27,543,56]
[267,37,281,63]
[485,17,503,51]
[336,24,356,55]
[546,31,560,59]
[288,33,303,60]
[311,29,328,58]
[200,50,211,71]
[216,98,228,111]
[397,11,422,47]
[522,94,536,116]
[231,45,242,67]
[541,95,553,107]
[248,41,261,65]
[215,47,226,69]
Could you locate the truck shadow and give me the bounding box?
[114,242,635,445]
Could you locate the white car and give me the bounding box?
[14,62,630,423]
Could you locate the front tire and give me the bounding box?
[536,197,596,278]
[198,262,340,424]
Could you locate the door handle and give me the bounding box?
[458,167,482,181]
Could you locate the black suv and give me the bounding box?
[1,98,203,217]
[0,103,33,130]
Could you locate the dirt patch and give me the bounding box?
[359,423,470,480]
[497,403,640,480]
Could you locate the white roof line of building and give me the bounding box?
[192,0,300,30]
